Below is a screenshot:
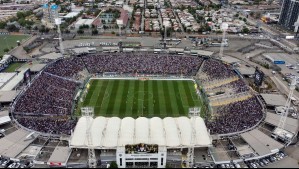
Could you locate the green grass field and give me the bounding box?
[0,35,29,56]
[81,79,202,118]
[3,62,24,72]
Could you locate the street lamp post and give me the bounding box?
[219,22,228,58]
[3,37,9,50]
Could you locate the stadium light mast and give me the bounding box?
[277,78,296,132]
[55,18,66,58]
[164,25,169,49]
[219,22,228,58]
[187,107,200,168]
[294,18,299,38]
[82,107,97,168]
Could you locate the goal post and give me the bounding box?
[81,107,94,117]
[189,107,201,117]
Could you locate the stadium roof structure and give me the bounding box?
[237,66,256,75]
[241,129,284,156]
[220,56,241,64]
[0,90,20,103]
[265,112,298,134]
[30,64,47,72]
[0,72,16,89]
[0,69,27,91]
[0,129,38,158]
[260,94,287,107]
[70,116,212,149]
[39,52,63,60]
[0,110,8,117]
[48,146,71,166]
[0,116,10,125]
[190,50,214,57]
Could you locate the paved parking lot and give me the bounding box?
[264,157,299,168]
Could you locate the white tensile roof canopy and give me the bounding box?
[70,116,212,148]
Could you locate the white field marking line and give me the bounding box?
[91,77,194,81]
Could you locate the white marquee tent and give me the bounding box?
[70,116,212,149]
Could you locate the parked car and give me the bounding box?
[1,160,8,167]
[262,159,269,165]
[234,163,241,168]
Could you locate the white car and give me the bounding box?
[1,160,8,167]
[234,163,241,168]
[8,163,15,168]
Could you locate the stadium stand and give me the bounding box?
[11,53,263,136]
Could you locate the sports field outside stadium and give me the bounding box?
[80,79,202,118]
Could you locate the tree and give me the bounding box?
[0,22,6,29]
[207,18,212,22]
[234,13,239,18]
[23,46,30,53]
[65,29,70,34]
[242,27,250,33]
[92,29,98,35]
[254,0,261,5]
[255,12,262,19]
[39,25,49,33]
[77,29,84,34]
[16,11,25,19]
[7,25,19,32]
[166,164,172,168]
[3,48,9,53]
[243,18,247,22]
[26,25,32,30]
[109,161,118,168]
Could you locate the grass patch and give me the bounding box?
[0,35,29,56]
[79,79,203,118]
[3,62,24,72]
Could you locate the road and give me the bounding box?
[226,51,299,100]
[172,9,186,36]
[242,13,297,51]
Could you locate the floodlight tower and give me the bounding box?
[294,18,299,38]
[187,107,201,168]
[164,25,169,49]
[82,107,97,168]
[278,78,296,130]
[219,22,228,58]
[117,20,123,36]
[55,18,66,57]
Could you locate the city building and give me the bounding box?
[279,0,299,32]
[42,3,60,28]
[15,0,31,4]
[74,18,95,29]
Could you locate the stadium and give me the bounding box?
[4,51,286,168]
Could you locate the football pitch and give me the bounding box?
[0,35,29,56]
[81,79,202,118]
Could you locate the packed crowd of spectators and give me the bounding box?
[212,79,250,93]
[45,58,85,78]
[14,73,79,115]
[82,53,203,76]
[15,116,76,135]
[201,59,237,80]
[206,97,263,135]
